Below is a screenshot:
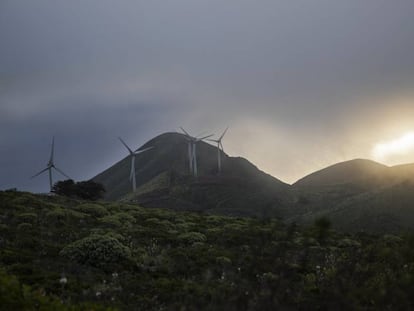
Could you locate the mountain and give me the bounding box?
[293,159,392,190]
[93,132,290,218]
[289,159,414,232]
[92,133,414,232]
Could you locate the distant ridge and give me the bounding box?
[293,159,391,189]
[289,158,414,233]
[92,133,414,231]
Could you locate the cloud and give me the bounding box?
[2,1,414,189]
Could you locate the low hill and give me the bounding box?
[293,159,392,190]
[2,190,414,310]
[289,159,414,232]
[93,132,290,218]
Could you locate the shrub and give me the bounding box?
[177,232,207,245]
[100,213,135,228]
[17,223,33,232]
[60,234,131,270]
[75,203,109,218]
[338,238,361,248]
[17,213,37,223]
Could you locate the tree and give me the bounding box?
[314,216,331,243]
[75,180,106,201]
[52,180,105,201]
[51,179,76,197]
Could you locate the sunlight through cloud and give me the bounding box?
[373,132,414,162]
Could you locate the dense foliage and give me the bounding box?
[1,190,414,310]
[52,179,105,200]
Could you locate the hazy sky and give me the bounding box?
[2,1,414,192]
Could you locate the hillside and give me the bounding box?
[289,159,414,232]
[93,132,290,218]
[313,180,414,232]
[2,190,414,310]
[293,159,392,189]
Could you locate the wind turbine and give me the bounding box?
[31,137,70,192]
[180,127,213,177]
[118,137,153,192]
[208,127,228,174]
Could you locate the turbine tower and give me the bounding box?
[180,127,213,177]
[208,127,228,174]
[31,137,70,192]
[118,137,153,192]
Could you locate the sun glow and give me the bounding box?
[373,132,414,162]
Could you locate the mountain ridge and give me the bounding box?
[91,132,414,231]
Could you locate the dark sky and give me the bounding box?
[2,1,414,192]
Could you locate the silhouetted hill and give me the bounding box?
[93,136,414,231]
[289,159,414,232]
[92,132,290,217]
[293,159,391,190]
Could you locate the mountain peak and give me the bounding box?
[293,158,390,188]
[92,132,289,216]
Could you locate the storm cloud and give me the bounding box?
[2,1,414,192]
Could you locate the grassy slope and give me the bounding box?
[1,190,414,310]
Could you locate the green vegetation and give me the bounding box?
[0,269,112,311]
[1,190,414,310]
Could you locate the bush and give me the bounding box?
[100,213,135,228]
[17,223,33,232]
[17,213,37,223]
[60,234,131,269]
[177,232,207,245]
[75,203,109,218]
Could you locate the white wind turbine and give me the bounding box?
[31,137,70,192]
[180,127,213,177]
[208,127,228,174]
[118,137,153,192]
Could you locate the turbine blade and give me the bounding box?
[219,127,229,140]
[220,141,225,152]
[53,167,70,179]
[198,134,214,141]
[134,146,154,154]
[180,127,190,136]
[118,137,133,154]
[31,167,49,178]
